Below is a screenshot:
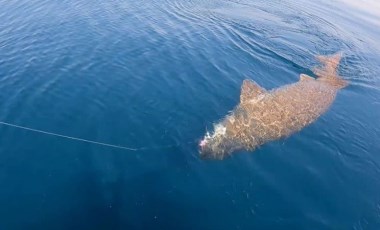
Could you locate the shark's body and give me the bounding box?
[200,53,348,159]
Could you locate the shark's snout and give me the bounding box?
[198,139,212,159]
[198,136,233,160]
[199,139,207,148]
[198,138,217,159]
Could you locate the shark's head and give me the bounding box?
[199,121,242,160]
[199,79,265,160]
[199,123,229,160]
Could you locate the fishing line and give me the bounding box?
[0,121,195,151]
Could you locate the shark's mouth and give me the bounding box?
[199,131,211,148]
[199,123,227,148]
[199,139,208,147]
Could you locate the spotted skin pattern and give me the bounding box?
[200,53,348,160]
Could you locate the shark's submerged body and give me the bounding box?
[200,53,348,159]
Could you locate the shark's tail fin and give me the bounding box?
[313,52,348,89]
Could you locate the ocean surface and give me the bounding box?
[0,0,380,229]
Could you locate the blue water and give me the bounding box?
[1,0,380,229]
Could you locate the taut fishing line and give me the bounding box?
[0,121,195,151]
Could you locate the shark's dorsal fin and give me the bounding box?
[299,74,315,81]
[314,52,343,78]
[240,79,266,104]
[316,52,342,72]
[313,52,348,89]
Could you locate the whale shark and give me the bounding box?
[199,52,348,160]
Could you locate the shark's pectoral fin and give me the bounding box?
[240,79,266,104]
[299,74,315,81]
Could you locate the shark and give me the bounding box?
[199,52,348,160]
